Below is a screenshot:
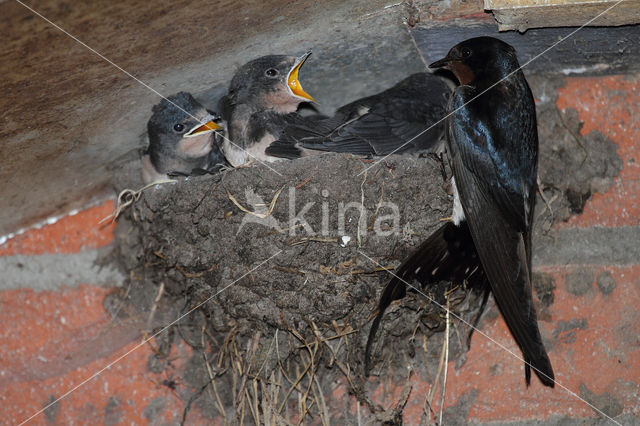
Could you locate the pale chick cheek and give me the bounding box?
[260,87,300,114]
[176,134,213,158]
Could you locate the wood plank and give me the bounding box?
[485,0,640,31]
[411,20,640,75]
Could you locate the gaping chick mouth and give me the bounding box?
[184,114,221,138]
[287,51,314,102]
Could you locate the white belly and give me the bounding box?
[451,176,466,225]
[223,135,285,167]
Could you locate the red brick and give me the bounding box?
[0,199,116,256]
[347,265,640,424]
[0,284,207,425]
[556,76,640,228]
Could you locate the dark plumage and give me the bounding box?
[266,72,450,159]
[365,221,490,374]
[367,37,555,388]
[142,92,226,184]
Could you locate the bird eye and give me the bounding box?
[461,47,472,58]
[173,123,185,132]
[265,68,279,77]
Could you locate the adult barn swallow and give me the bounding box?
[368,37,554,387]
[142,92,226,184]
[219,53,315,166]
[265,72,450,158]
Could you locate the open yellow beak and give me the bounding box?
[287,51,314,102]
[184,119,221,138]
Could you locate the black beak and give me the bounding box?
[429,57,450,69]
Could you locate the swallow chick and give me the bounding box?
[265,72,451,159]
[219,53,315,167]
[142,92,226,184]
[367,37,554,388]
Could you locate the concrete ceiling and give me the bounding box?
[0,0,482,238]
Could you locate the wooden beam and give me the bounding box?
[485,0,640,32]
[411,20,640,75]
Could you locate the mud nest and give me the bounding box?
[110,154,496,422]
[109,87,621,422]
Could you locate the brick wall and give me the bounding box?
[1,75,637,424]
